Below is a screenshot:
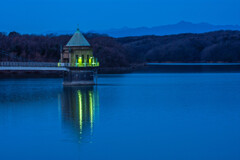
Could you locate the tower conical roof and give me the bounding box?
[66,28,90,47]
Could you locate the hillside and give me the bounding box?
[0,30,240,67]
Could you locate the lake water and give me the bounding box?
[0,73,240,160]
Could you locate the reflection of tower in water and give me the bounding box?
[61,86,99,143]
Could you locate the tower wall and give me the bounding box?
[71,49,93,64]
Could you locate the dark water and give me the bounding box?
[138,64,240,73]
[0,73,240,160]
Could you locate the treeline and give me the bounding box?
[0,31,69,62]
[0,30,240,67]
[117,30,240,63]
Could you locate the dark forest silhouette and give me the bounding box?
[0,30,240,67]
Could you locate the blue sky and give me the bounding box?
[0,0,239,33]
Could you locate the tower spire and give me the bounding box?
[66,26,90,47]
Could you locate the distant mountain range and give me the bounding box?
[91,21,240,37]
[43,21,240,37]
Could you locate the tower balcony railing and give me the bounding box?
[58,62,100,67]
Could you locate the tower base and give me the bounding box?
[63,70,96,86]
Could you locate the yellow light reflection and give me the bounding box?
[89,91,94,133]
[62,87,99,143]
[78,90,83,134]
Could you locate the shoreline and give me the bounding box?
[1,63,240,78]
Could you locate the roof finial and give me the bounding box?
[77,24,80,32]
